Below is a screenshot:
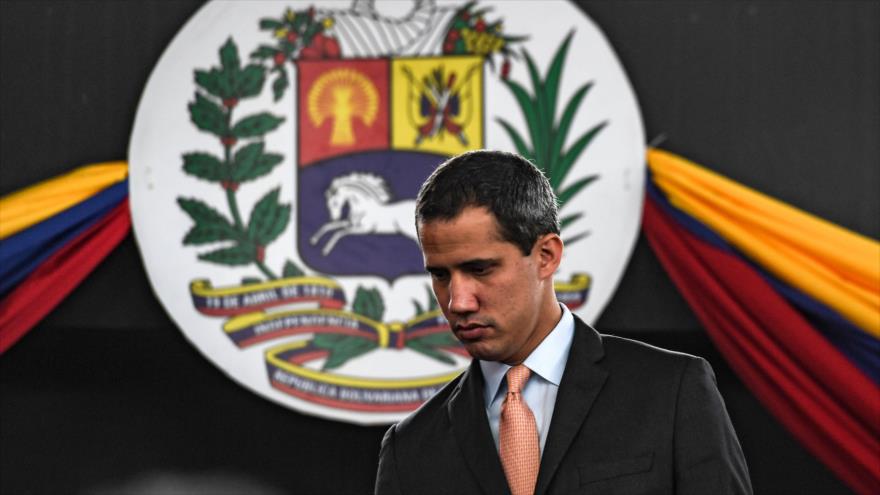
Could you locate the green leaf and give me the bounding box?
[544,31,575,129]
[559,212,584,231]
[242,277,262,285]
[502,79,541,171]
[259,19,283,30]
[231,142,283,183]
[502,34,530,43]
[219,38,240,72]
[406,340,456,365]
[562,230,590,246]
[182,152,225,182]
[293,14,308,31]
[495,118,534,161]
[256,153,284,174]
[313,334,378,370]
[305,23,321,39]
[238,64,265,98]
[194,69,222,98]
[272,70,289,102]
[549,82,593,174]
[211,39,243,100]
[522,49,546,116]
[353,287,384,321]
[282,259,304,277]
[177,197,239,245]
[198,243,256,266]
[557,175,599,206]
[182,224,239,245]
[231,112,285,138]
[250,45,278,60]
[247,187,291,245]
[189,93,227,136]
[177,197,232,228]
[427,285,439,311]
[231,142,262,179]
[552,121,607,190]
[412,299,425,316]
[522,50,550,171]
[215,71,235,100]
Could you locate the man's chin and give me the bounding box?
[461,341,502,362]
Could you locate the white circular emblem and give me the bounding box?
[129,0,644,424]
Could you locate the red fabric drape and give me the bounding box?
[643,196,880,495]
[0,200,131,353]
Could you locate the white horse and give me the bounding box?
[310,172,417,255]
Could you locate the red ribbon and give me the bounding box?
[0,200,131,354]
[643,195,880,495]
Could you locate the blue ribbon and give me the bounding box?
[0,180,128,296]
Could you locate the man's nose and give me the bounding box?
[448,275,479,315]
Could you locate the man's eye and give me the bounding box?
[469,264,492,276]
[428,270,448,281]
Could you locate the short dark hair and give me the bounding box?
[415,150,560,255]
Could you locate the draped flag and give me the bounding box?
[644,148,880,495]
[0,162,130,353]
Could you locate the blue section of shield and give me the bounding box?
[298,150,446,280]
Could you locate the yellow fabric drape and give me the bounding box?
[648,148,880,337]
[0,162,128,239]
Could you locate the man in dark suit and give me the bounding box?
[375,150,752,494]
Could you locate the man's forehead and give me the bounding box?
[418,208,514,263]
[417,206,502,234]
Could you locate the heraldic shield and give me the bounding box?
[297,56,484,280]
[128,0,643,424]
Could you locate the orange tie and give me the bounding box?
[499,364,540,495]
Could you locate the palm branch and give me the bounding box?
[496,31,607,244]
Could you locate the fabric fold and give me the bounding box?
[645,147,880,495]
[0,161,127,239]
[0,181,128,295]
[0,200,131,354]
[648,148,880,336]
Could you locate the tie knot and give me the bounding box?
[506,364,531,394]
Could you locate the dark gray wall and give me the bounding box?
[1,1,877,494]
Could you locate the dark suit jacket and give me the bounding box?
[375,317,752,494]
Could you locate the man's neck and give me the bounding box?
[503,298,563,365]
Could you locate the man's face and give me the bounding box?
[418,206,557,364]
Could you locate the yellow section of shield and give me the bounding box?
[391,56,484,156]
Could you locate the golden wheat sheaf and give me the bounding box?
[308,68,379,146]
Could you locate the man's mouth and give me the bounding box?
[454,323,490,341]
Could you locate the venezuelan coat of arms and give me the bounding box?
[129,0,644,424]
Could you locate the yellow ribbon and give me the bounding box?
[648,148,880,337]
[0,161,128,239]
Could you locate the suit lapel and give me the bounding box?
[448,360,510,495]
[535,317,608,495]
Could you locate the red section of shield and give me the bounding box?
[297,59,389,167]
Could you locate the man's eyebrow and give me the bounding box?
[424,258,498,271]
[459,258,497,269]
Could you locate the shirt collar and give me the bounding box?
[480,304,576,406]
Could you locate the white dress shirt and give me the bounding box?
[480,303,575,456]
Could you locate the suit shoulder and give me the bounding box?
[392,367,465,437]
[598,333,706,373]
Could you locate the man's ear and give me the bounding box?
[535,233,563,279]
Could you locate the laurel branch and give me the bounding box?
[176,37,293,282]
